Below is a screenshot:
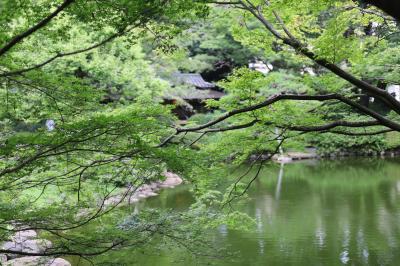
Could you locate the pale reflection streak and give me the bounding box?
[356,229,369,264]
[255,208,265,254]
[340,224,350,264]
[218,224,228,237]
[275,163,284,200]
[314,217,326,249]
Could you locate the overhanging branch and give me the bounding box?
[0,0,75,57]
[285,120,381,132]
[234,2,400,115]
[159,93,400,146]
[0,30,125,77]
[176,93,400,133]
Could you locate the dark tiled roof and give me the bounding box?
[172,73,215,89]
[164,88,225,100]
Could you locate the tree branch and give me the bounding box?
[363,0,400,21]
[176,93,400,134]
[0,30,124,77]
[324,129,393,136]
[285,120,381,132]
[0,0,75,57]
[158,93,400,147]
[237,3,400,115]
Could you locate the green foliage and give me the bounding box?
[309,132,386,154]
[0,0,222,259]
[147,6,261,75]
[0,0,399,261]
[385,131,400,149]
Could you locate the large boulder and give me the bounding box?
[2,230,52,260]
[0,254,7,263]
[1,231,70,265]
[2,239,52,259]
[5,257,71,266]
[135,184,158,198]
[159,172,183,188]
[11,230,37,243]
[48,258,71,266]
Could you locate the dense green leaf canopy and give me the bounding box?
[0,0,399,263]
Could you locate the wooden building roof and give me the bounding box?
[164,72,224,101]
[172,73,215,89]
[164,87,225,101]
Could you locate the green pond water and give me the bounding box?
[71,158,400,265]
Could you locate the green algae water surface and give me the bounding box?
[71,158,400,266]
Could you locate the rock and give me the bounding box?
[5,257,70,266]
[103,172,183,207]
[127,196,139,204]
[277,156,292,163]
[145,191,158,197]
[5,256,47,266]
[136,192,150,199]
[2,239,52,259]
[149,182,160,190]
[287,152,317,160]
[0,231,70,266]
[49,258,71,266]
[103,195,123,206]
[159,172,183,188]
[136,189,158,198]
[11,230,37,244]
[138,184,152,191]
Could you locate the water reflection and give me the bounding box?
[275,163,284,200]
[75,159,400,266]
[220,158,400,266]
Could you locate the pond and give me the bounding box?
[72,158,400,265]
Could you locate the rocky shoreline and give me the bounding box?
[249,148,400,163]
[104,171,183,206]
[1,172,183,265]
[1,230,70,266]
